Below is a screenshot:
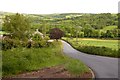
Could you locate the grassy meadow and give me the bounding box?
[66,38,118,50]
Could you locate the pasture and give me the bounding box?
[63,37,119,57]
[66,38,118,50]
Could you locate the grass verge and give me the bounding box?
[2,41,90,77]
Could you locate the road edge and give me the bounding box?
[61,40,95,79]
[88,67,95,79]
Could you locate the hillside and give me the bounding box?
[0,11,118,37]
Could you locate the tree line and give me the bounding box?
[2,13,119,39]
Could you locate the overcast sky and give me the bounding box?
[0,0,119,14]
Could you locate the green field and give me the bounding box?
[63,37,119,57]
[64,38,118,50]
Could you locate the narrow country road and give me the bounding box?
[61,40,119,78]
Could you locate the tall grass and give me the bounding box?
[65,59,89,76]
[2,41,64,76]
[2,41,90,77]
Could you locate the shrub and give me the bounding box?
[32,34,43,41]
[2,38,14,50]
[2,37,29,50]
[44,36,50,40]
[29,34,49,48]
[2,34,50,50]
[76,45,119,58]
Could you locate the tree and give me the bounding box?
[106,30,112,38]
[79,32,84,38]
[83,24,93,37]
[3,13,31,41]
[49,28,64,41]
[40,20,47,37]
[91,30,100,38]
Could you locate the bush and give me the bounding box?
[76,45,119,58]
[32,40,47,48]
[44,36,50,40]
[28,34,49,48]
[2,35,50,50]
[32,34,43,41]
[2,38,28,50]
[2,38,14,50]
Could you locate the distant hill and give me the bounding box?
[29,13,83,20]
[0,11,118,31]
[0,11,84,20]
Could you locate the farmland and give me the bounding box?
[63,37,119,58]
[64,38,118,50]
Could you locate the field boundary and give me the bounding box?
[61,39,119,58]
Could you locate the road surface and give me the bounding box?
[61,40,119,78]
